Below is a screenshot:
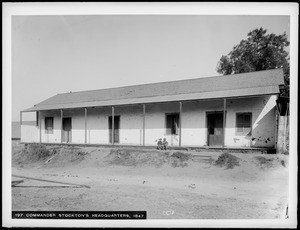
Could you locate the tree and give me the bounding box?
[216,27,290,96]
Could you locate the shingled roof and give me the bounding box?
[24,68,284,112]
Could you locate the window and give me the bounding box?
[236,113,252,136]
[45,117,54,134]
[166,113,179,135]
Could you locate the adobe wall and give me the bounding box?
[21,95,277,148]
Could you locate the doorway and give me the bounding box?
[207,112,224,146]
[109,116,120,144]
[62,117,72,143]
[166,113,180,146]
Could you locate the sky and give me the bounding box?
[11,14,290,121]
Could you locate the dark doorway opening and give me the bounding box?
[166,113,179,135]
[62,117,72,143]
[207,112,224,146]
[109,116,120,144]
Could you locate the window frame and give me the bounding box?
[45,117,54,134]
[235,112,252,136]
[165,113,180,135]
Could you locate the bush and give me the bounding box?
[77,150,87,156]
[171,151,190,161]
[24,144,52,161]
[282,150,289,155]
[255,156,273,168]
[170,151,191,168]
[214,152,240,169]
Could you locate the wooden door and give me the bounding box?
[109,116,120,144]
[207,113,223,146]
[62,117,72,143]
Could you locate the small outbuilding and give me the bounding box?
[20,68,285,149]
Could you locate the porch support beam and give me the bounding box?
[223,98,226,147]
[39,111,42,143]
[84,108,87,144]
[142,104,146,146]
[60,109,63,143]
[179,101,182,147]
[111,106,114,145]
[20,111,22,125]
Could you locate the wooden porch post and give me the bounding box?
[223,98,226,147]
[179,101,182,147]
[20,111,22,125]
[60,109,63,143]
[39,111,42,143]
[112,106,114,145]
[84,108,87,144]
[143,104,146,146]
[20,111,22,141]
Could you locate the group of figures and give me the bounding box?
[157,138,168,150]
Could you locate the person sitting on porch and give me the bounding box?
[162,138,168,150]
[157,138,163,150]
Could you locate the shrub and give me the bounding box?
[255,156,273,168]
[77,150,87,156]
[170,151,191,168]
[171,151,190,161]
[214,152,240,169]
[282,150,289,155]
[24,144,52,161]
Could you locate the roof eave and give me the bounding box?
[22,86,280,112]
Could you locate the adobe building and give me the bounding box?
[20,68,286,150]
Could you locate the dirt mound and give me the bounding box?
[12,144,55,166]
[170,151,191,167]
[104,149,192,168]
[12,143,288,171]
[12,144,89,168]
[254,156,287,169]
[43,146,89,168]
[214,152,240,169]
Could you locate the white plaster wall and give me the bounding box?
[145,103,181,146]
[21,124,39,142]
[86,107,110,144]
[224,95,276,148]
[71,115,85,144]
[86,106,144,145]
[21,95,276,148]
[166,96,275,148]
[62,109,86,144]
[181,100,223,146]
[116,106,144,145]
[40,111,61,143]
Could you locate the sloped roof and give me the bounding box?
[24,68,284,112]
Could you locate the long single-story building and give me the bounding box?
[20,68,285,149]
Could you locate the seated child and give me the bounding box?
[157,138,163,150]
[162,138,168,150]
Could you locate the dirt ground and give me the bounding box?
[11,141,289,219]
